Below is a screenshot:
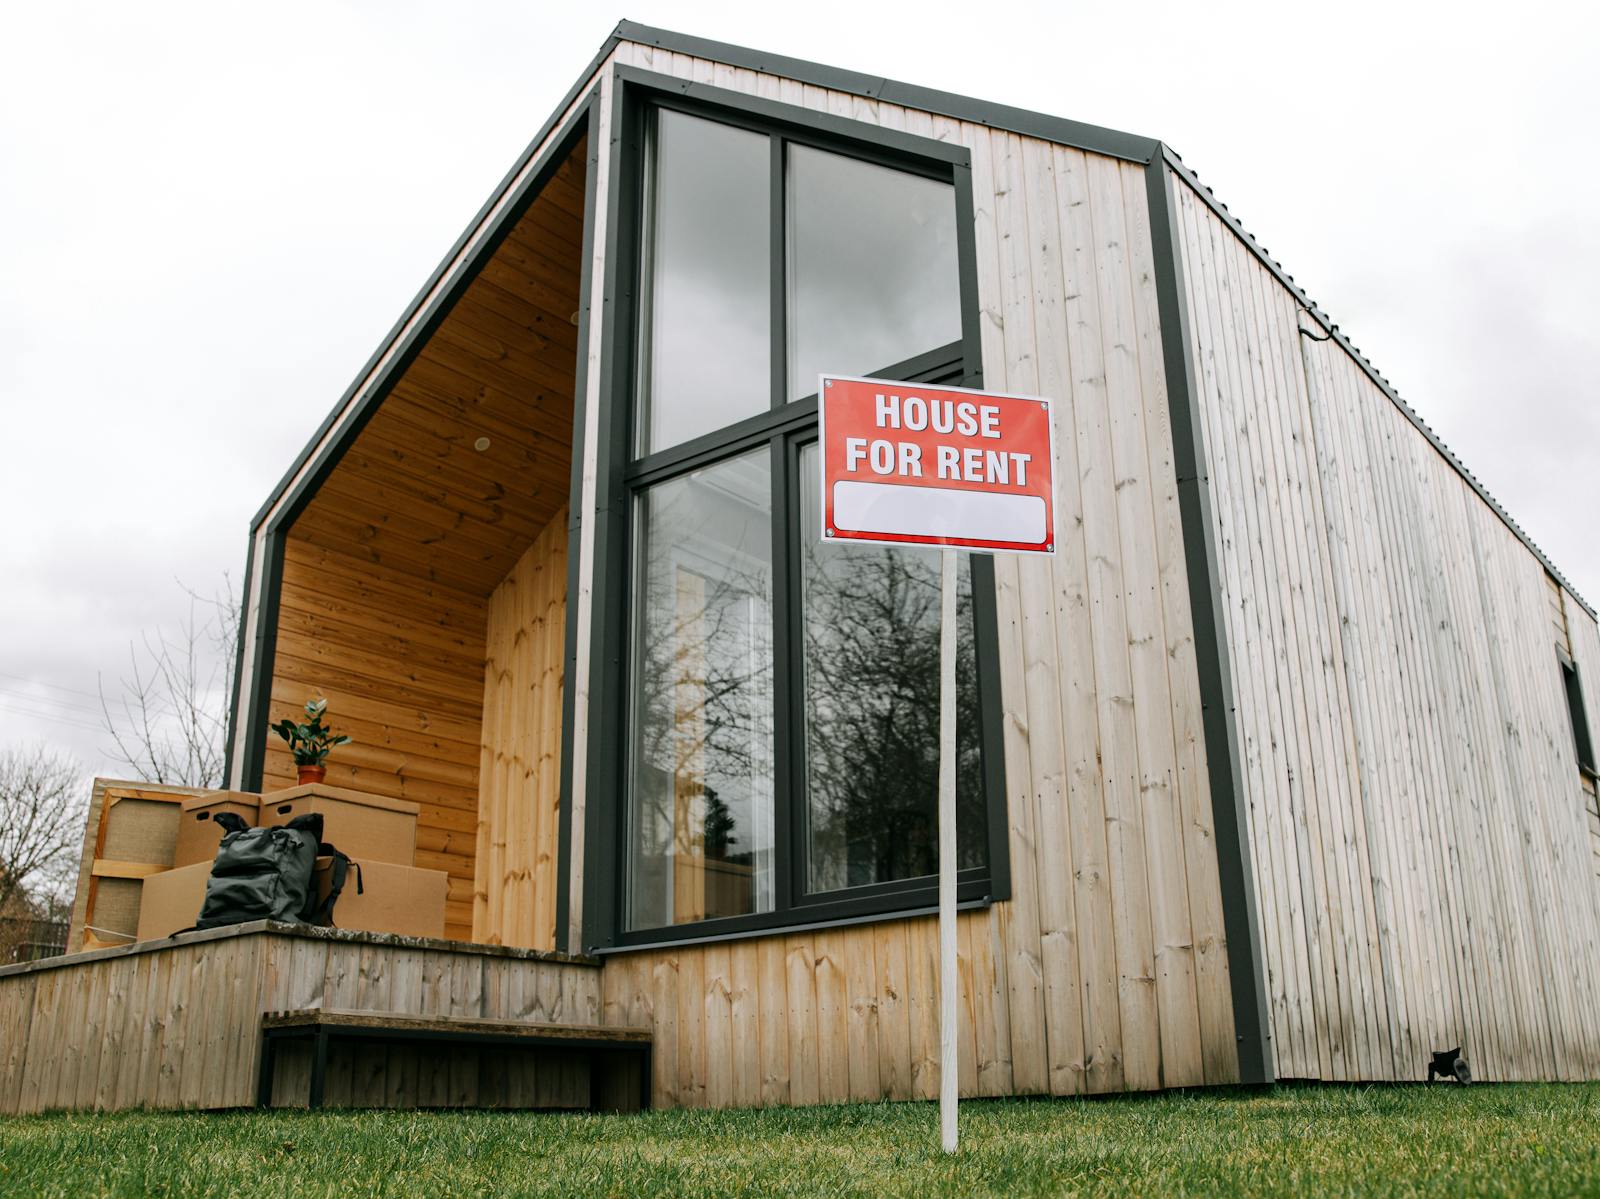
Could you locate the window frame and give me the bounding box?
[581,67,1009,954]
[1558,646,1598,778]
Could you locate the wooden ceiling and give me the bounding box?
[289,134,588,599]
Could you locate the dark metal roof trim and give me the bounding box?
[611,21,1160,164]
[1144,157,1275,1084]
[1160,147,1594,619]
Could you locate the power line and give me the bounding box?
[0,670,104,702]
[0,684,105,718]
[0,700,108,735]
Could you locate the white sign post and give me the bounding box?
[937,546,959,1154]
[819,375,1056,1155]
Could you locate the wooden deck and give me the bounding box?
[0,922,625,1114]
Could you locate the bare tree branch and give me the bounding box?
[0,744,85,917]
[98,573,240,789]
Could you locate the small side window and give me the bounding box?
[1560,653,1597,776]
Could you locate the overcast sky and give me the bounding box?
[3,0,1596,780]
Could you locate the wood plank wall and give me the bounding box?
[587,43,1240,1107]
[475,512,568,949]
[1563,590,1600,886]
[265,539,488,940]
[1172,169,1600,1082]
[0,927,603,1114]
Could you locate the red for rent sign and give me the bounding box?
[818,375,1056,555]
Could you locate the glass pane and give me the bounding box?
[798,443,985,893]
[640,110,770,454]
[626,450,775,929]
[788,146,961,400]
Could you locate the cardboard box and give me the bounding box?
[258,785,419,867]
[134,854,447,943]
[314,856,446,940]
[173,793,259,868]
[135,861,213,941]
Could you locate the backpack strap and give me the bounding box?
[304,840,363,926]
[212,811,251,837]
[284,811,325,842]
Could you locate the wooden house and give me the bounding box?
[8,22,1600,1113]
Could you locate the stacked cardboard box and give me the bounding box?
[136,785,447,942]
[173,794,260,868]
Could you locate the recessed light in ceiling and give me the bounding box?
[473,436,491,452]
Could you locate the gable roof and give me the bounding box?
[249,20,1591,616]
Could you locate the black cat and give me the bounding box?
[1428,1048,1472,1084]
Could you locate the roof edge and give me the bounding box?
[1160,145,1594,619]
[612,20,1160,164]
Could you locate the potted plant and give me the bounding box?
[270,697,352,785]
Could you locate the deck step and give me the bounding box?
[262,1008,650,1044]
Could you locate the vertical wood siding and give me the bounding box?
[265,539,488,940]
[475,513,569,950]
[1564,594,1600,888]
[0,929,602,1113]
[584,43,1240,1106]
[1173,170,1600,1082]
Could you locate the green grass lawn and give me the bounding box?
[2,1083,1598,1197]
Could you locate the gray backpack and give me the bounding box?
[194,812,356,929]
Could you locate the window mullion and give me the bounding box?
[784,433,812,905]
[770,134,786,412]
[770,434,794,916]
[789,438,813,902]
[770,132,794,916]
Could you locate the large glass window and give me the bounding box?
[626,451,775,929]
[787,146,961,400]
[798,444,985,893]
[638,110,770,453]
[619,99,993,939]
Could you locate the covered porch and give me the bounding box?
[236,109,591,951]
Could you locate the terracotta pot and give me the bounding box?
[296,763,327,786]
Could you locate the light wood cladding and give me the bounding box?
[265,538,488,940]
[589,41,1243,1103]
[0,925,604,1113]
[1565,591,1600,890]
[290,134,586,596]
[1173,169,1600,1082]
[475,512,568,950]
[605,915,993,1108]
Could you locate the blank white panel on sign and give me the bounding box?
[832,480,1047,543]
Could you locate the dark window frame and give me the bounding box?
[580,67,1009,954]
[1558,646,1598,778]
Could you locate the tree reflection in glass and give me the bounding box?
[799,444,985,893]
[626,451,775,930]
